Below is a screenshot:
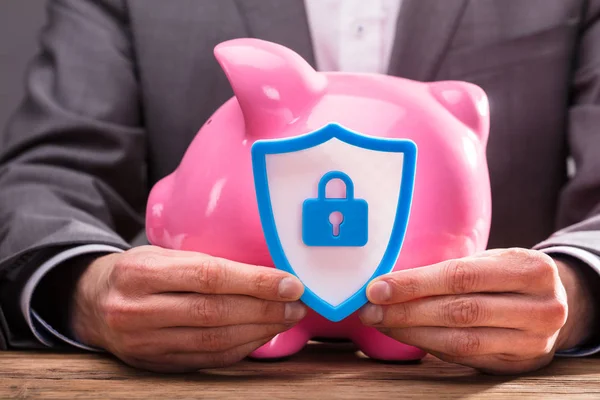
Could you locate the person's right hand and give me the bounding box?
[69,245,307,372]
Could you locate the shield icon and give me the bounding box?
[251,123,417,322]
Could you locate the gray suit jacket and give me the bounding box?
[1,0,600,350]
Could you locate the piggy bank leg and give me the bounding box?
[352,326,426,362]
[249,325,309,360]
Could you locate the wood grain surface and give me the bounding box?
[1,342,600,399]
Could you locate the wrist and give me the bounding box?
[70,253,118,349]
[30,251,92,338]
[555,257,598,351]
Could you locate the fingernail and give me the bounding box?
[359,304,384,325]
[368,281,391,303]
[278,277,304,299]
[285,301,307,322]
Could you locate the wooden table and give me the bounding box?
[2,342,600,399]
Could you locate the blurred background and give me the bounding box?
[0,0,47,133]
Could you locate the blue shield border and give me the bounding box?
[251,123,417,322]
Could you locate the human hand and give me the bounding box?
[359,248,596,375]
[70,245,307,372]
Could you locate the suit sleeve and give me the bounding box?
[533,1,600,353]
[536,1,600,242]
[0,0,145,348]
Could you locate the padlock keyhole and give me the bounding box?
[329,211,344,237]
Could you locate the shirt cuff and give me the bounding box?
[538,245,600,357]
[20,244,125,351]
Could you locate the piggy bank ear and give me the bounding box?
[214,38,327,137]
[428,81,490,146]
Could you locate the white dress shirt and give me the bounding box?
[304,0,402,73]
[22,0,600,356]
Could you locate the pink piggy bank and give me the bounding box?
[146,38,491,362]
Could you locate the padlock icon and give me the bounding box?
[302,171,368,247]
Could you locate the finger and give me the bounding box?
[120,294,307,329]
[360,294,551,330]
[129,338,272,373]
[132,324,291,355]
[366,249,557,304]
[120,251,304,300]
[427,351,554,375]
[382,327,551,358]
[167,324,291,353]
[466,354,554,375]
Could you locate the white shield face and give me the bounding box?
[252,123,416,322]
[265,138,405,306]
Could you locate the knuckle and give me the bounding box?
[150,352,192,369]
[442,297,482,326]
[404,276,421,298]
[445,260,477,294]
[260,300,285,322]
[118,334,150,357]
[222,346,253,366]
[531,254,557,279]
[199,328,230,351]
[205,351,240,369]
[390,274,420,299]
[102,295,140,330]
[526,336,555,357]
[191,349,242,369]
[196,258,227,292]
[111,252,159,290]
[389,302,412,326]
[506,248,556,279]
[448,330,481,356]
[126,251,159,273]
[545,298,568,329]
[503,247,535,262]
[252,271,278,296]
[191,296,229,325]
[109,259,131,289]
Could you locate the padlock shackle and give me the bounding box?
[318,171,355,199]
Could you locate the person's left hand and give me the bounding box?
[358,248,596,375]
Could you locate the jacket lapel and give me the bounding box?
[388,0,469,81]
[232,0,316,67]
[229,0,467,80]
